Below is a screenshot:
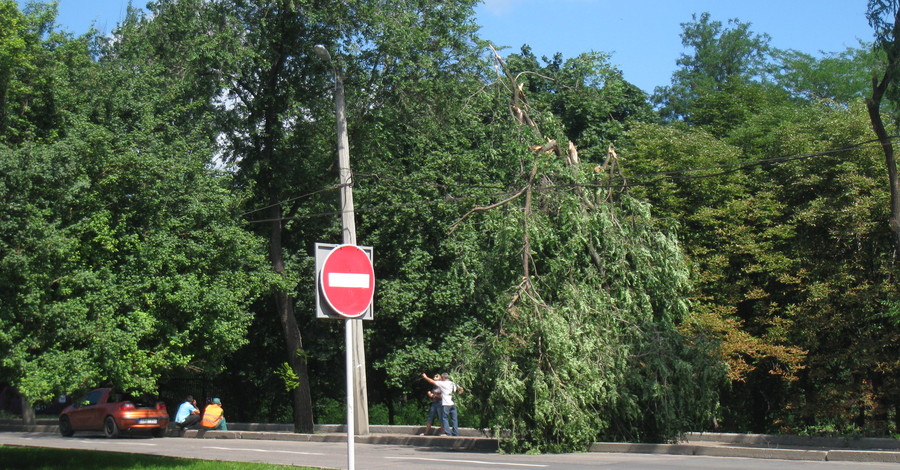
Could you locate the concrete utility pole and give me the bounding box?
[314,45,370,439]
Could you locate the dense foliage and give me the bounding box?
[0,1,272,402]
[2,0,900,452]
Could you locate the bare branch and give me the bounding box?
[448,185,528,233]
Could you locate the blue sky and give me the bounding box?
[42,0,875,93]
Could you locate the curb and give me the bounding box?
[685,432,900,450]
[590,441,900,463]
[589,442,829,461]
[827,450,900,463]
[0,424,58,433]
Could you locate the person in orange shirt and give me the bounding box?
[201,397,227,430]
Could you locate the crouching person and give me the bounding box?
[201,397,227,430]
[174,395,201,431]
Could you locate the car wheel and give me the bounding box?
[103,416,120,438]
[151,427,165,438]
[59,416,74,437]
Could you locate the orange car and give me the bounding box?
[59,388,169,438]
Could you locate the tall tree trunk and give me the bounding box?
[269,199,315,433]
[254,15,315,431]
[867,70,900,256]
[867,8,900,256]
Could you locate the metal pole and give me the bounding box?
[329,56,356,245]
[345,318,354,470]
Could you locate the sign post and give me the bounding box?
[315,243,374,470]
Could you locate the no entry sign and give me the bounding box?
[316,244,374,319]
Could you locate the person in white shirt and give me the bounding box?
[421,372,464,436]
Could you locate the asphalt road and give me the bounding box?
[2,432,900,469]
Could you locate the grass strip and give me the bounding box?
[0,445,325,469]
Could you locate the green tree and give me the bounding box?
[0,0,27,137]
[405,53,726,450]
[287,14,719,450]
[621,120,807,431]
[866,0,900,253]
[653,12,777,129]
[775,45,877,104]
[0,0,91,144]
[315,0,501,418]
[743,101,897,434]
[635,11,900,433]
[119,0,494,431]
[627,78,900,433]
[0,1,271,405]
[501,46,656,161]
[116,0,341,431]
[463,187,723,449]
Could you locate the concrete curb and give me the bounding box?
[0,424,58,433]
[827,450,900,463]
[590,439,900,463]
[588,443,696,456]
[696,445,828,461]
[589,442,830,461]
[685,432,900,450]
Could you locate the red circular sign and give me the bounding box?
[320,245,375,318]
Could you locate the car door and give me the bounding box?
[67,389,106,430]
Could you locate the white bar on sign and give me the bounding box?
[328,273,370,288]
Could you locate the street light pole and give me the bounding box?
[314,45,370,446]
[314,47,358,246]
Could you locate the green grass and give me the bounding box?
[0,445,327,469]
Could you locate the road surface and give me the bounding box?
[1,432,898,469]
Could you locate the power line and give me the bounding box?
[239,183,346,217]
[353,137,890,191]
[618,137,888,183]
[247,189,522,224]
[240,176,509,221]
[246,136,894,223]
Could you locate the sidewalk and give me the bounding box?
[168,424,500,451]
[3,419,900,463]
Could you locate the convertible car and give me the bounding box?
[59,388,169,438]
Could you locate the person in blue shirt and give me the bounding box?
[419,374,444,436]
[174,395,201,430]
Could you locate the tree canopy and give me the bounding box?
[0,0,271,402]
[2,0,900,452]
